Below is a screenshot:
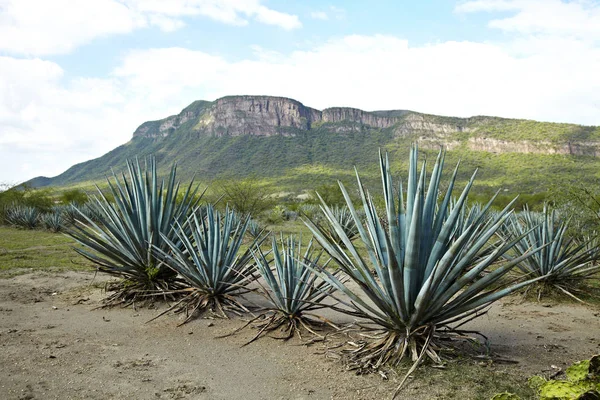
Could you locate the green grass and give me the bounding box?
[401,360,535,399]
[470,118,600,143]
[0,226,94,276]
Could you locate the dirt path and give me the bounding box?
[1,271,599,400]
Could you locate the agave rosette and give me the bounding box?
[41,206,66,232]
[154,205,265,323]
[5,205,40,229]
[499,205,600,301]
[68,157,203,306]
[304,145,543,372]
[245,235,338,343]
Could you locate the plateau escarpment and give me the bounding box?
[132,95,469,139]
[27,95,600,192]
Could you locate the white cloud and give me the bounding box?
[253,5,301,29]
[310,11,329,20]
[0,0,143,56]
[3,29,600,183]
[310,6,345,21]
[0,0,301,56]
[0,57,154,183]
[2,2,600,184]
[110,34,600,126]
[456,0,600,39]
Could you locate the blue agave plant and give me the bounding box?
[68,157,203,306]
[304,145,543,378]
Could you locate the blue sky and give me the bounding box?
[1,0,600,184]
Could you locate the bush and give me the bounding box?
[0,183,54,223]
[214,177,275,216]
[59,189,88,205]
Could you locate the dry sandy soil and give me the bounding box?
[1,271,599,400]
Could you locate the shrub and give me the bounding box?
[59,189,88,206]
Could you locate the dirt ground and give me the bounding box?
[1,271,599,400]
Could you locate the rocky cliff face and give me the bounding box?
[133,95,468,139]
[321,107,397,129]
[130,95,600,158]
[467,137,600,156]
[133,100,211,139]
[196,96,321,137]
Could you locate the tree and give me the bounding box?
[215,177,275,217]
[60,189,88,205]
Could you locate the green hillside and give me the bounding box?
[26,96,600,205]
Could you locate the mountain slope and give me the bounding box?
[27,95,600,197]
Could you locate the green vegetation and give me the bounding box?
[24,102,600,212]
[312,205,360,244]
[0,183,54,224]
[59,188,89,205]
[0,226,93,275]
[471,117,600,143]
[40,208,66,232]
[248,236,338,342]
[412,360,535,399]
[212,176,275,216]
[3,128,600,400]
[491,355,600,400]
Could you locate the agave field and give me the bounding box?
[1,147,600,399]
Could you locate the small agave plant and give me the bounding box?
[5,205,40,229]
[154,205,265,324]
[304,145,542,379]
[64,201,103,225]
[498,205,600,302]
[68,158,203,306]
[316,205,360,245]
[240,235,339,344]
[41,206,66,232]
[246,218,266,239]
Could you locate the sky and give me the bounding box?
[1,0,600,185]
